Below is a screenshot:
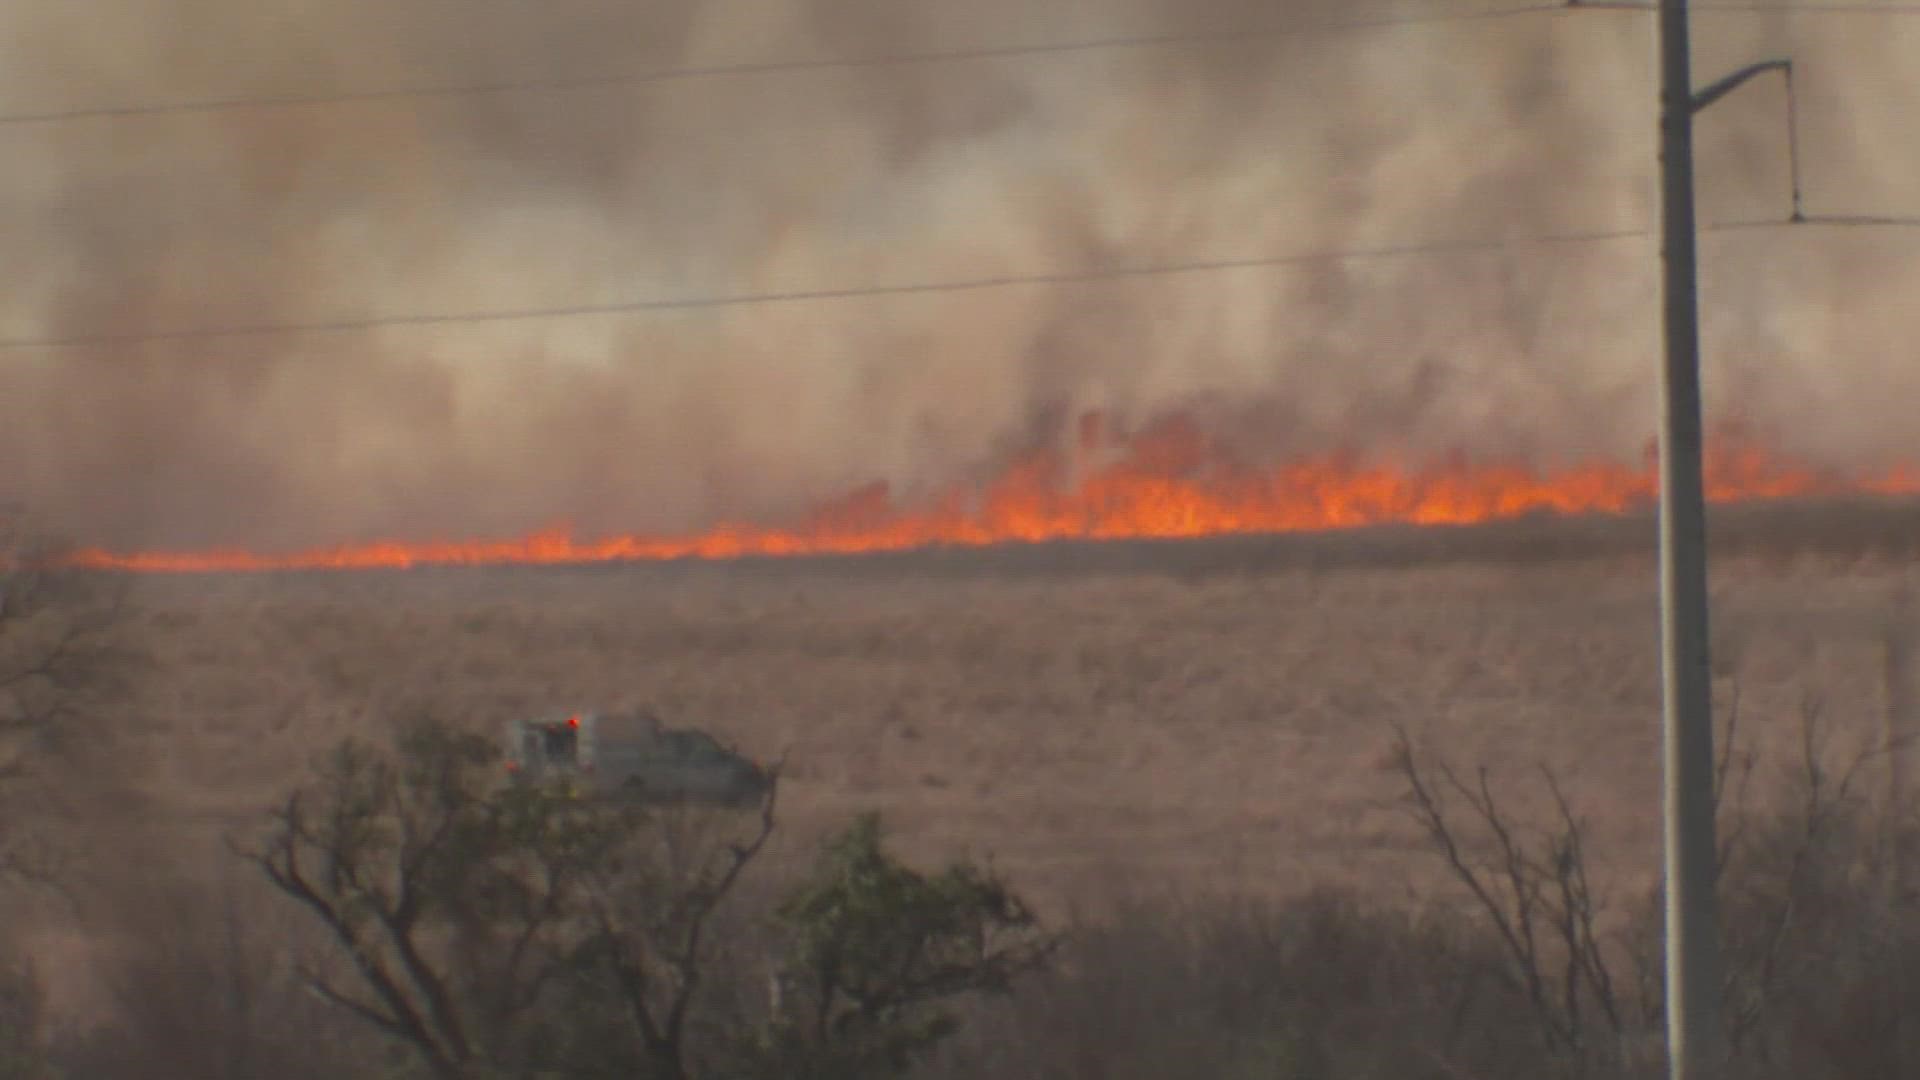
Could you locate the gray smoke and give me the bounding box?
[1,0,1916,550]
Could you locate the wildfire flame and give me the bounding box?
[58,415,1920,573]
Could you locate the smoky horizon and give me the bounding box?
[4,0,1918,551]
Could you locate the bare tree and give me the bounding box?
[1389,726,1627,1078]
[0,507,104,1077]
[0,509,129,883]
[244,715,782,1080]
[1709,692,1903,1065]
[1393,682,1912,1079]
[573,786,779,1080]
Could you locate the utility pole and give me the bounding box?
[1656,0,1795,1072]
[1654,2,1726,1077]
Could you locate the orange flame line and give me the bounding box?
[52,423,1920,574]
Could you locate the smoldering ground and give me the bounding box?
[1,0,1916,550]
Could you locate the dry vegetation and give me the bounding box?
[109,541,1914,907]
[7,508,1920,1077]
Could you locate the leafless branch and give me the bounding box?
[247,798,467,1080]
[591,766,783,1080]
[1391,722,1628,1073]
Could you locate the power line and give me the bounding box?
[1796,212,1920,226]
[3,2,1906,129]
[1697,1,1920,10]
[0,2,1612,129]
[8,216,1916,351]
[0,226,1649,350]
[1594,0,1920,10]
[1,3,1913,353]
[1705,213,1920,231]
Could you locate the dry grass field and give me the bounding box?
[89,504,1920,921]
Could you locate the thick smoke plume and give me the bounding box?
[1,0,1916,550]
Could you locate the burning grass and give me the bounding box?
[82,503,1920,913]
[59,418,1920,572]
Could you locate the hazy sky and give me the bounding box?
[2,0,1917,549]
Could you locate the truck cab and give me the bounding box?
[503,712,599,784]
[502,710,768,808]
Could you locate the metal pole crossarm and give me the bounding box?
[1690,57,1806,221]
[1691,58,1789,113]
